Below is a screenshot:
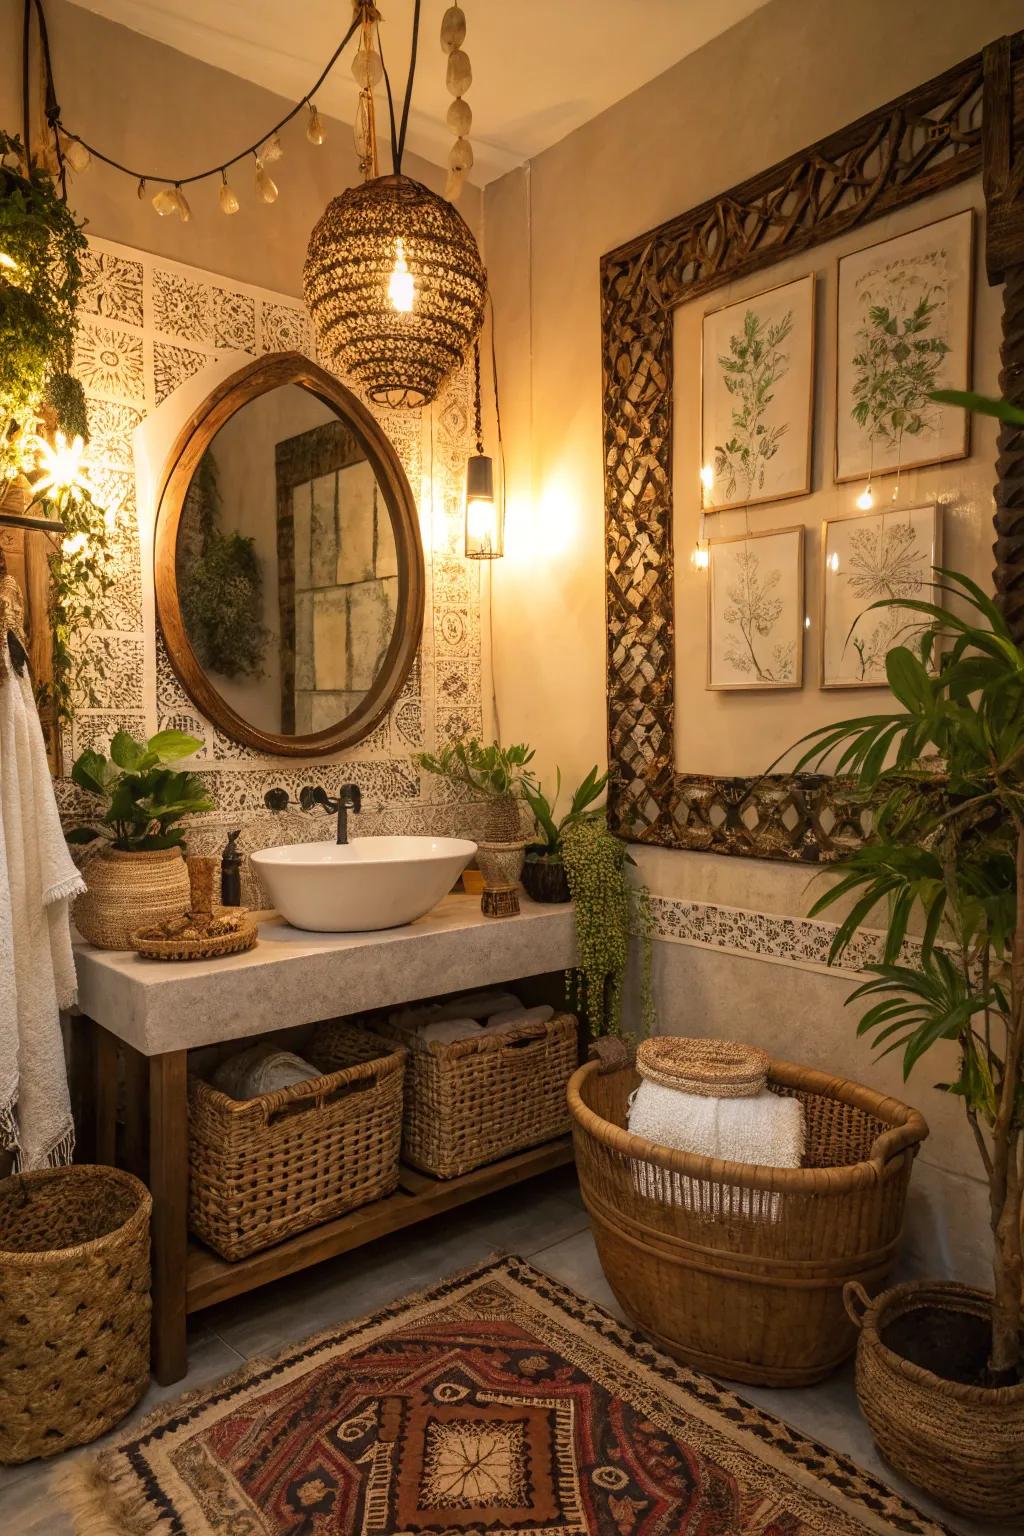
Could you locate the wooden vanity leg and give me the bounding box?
[94,1023,119,1166]
[149,1049,189,1385]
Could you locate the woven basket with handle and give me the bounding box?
[0,1165,151,1463]
[188,1021,406,1260]
[316,1011,578,1180]
[568,1038,928,1387]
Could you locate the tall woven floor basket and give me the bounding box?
[568,1041,928,1387]
[0,1165,152,1463]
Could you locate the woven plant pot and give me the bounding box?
[845,1279,1024,1521]
[477,840,526,889]
[0,1165,151,1463]
[482,793,524,843]
[75,846,190,950]
[521,855,571,904]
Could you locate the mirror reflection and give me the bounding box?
[175,384,398,737]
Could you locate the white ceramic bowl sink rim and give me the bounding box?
[252,836,477,867]
[250,835,478,932]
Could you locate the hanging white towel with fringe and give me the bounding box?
[0,641,85,1169]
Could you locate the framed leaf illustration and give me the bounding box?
[701,274,815,512]
[820,503,941,688]
[834,210,974,483]
[707,526,805,690]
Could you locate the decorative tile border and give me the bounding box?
[649,895,912,980]
[64,235,484,876]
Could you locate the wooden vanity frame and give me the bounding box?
[85,1020,572,1384]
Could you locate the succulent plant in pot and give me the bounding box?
[67,729,213,949]
[521,766,608,903]
[783,567,1024,1520]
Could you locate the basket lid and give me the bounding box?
[636,1036,769,1098]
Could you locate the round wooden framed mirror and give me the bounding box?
[154,351,424,757]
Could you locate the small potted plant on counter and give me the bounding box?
[67,729,213,949]
[784,568,1023,1522]
[415,737,534,887]
[521,765,608,903]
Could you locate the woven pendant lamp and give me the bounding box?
[304,172,486,408]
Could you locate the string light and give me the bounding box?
[305,102,326,145]
[388,237,415,313]
[699,463,714,494]
[254,154,278,204]
[218,170,240,215]
[691,544,709,571]
[828,551,840,573]
[856,484,875,511]
[259,132,284,164]
[30,432,97,502]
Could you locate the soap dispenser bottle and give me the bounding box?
[221,829,242,907]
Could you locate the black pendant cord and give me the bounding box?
[376,0,421,177]
[472,340,484,455]
[375,24,400,172]
[24,0,360,191]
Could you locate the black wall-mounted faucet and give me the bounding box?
[265,782,362,844]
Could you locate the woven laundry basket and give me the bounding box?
[317,1011,579,1179]
[568,1038,928,1387]
[0,1165,151,1463]
[188,1021,405,1260]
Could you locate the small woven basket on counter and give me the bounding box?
[316,1011,579,1180]
[0,1165,151,1463]
[188,1021,406,1260]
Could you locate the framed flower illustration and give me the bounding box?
[834,210,974,483]
[707,526,805,690]
[701,274,815,512]
[820,503,941,688]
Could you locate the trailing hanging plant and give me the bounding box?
[0,131,87,478]
[178,453,267,679]
[561,815,655,1039]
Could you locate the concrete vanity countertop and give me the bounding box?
[73,893,578,1055]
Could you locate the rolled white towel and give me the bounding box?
[628,1080,803,1168]
[210,1044,322,1101]
[417,1017,483,1046]
[481,1004,555,1032]
[389,990,521,1031]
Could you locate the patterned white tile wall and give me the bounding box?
[57,237,487,900]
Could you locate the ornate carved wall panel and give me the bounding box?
[602,37,1024,860]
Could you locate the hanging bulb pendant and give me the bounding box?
[219,170,240,215]
[254,156,278,204]
[306,102,325,145]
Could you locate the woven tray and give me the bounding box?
[636,1036,768,1098]
[132,908,257,961]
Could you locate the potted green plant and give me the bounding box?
[67,729,213,949]
[415,738,534,885]
[521,766,607,903]
[784,568,1023,1520]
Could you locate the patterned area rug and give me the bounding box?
[57,1256,952,1535]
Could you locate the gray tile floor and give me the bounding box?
[0,1166,985,1534]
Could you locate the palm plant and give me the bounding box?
[785,568,1022,1384]
[522,765,607,860]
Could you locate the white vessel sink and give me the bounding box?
[250,836,477,932]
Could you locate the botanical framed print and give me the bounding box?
[834,210,974,483]
[707,526,805,690]
[820,503,941,688]
[701,274,815,511]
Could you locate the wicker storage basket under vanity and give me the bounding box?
[188,1022,406,1260]
[316,1011,579,1179]
[0,1165,151,1464]
[568,1040,929,1388]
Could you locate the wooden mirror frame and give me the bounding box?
[154,351,425,758]
[601,34,1024,863]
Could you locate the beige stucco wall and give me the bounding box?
[483,0,1024,1280]
[0,0,481,294]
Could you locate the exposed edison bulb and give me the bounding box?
[828,551,840,574]
[254,157,278,204]
[388,238,415,313]
[804,615,811,629]
[699,464,714,493]
[690,543,709,571]
[151,185,178,217]
[856,483,875,511]
[61,530,89,558]
[219,171,240,215]
[306,102,325,145]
